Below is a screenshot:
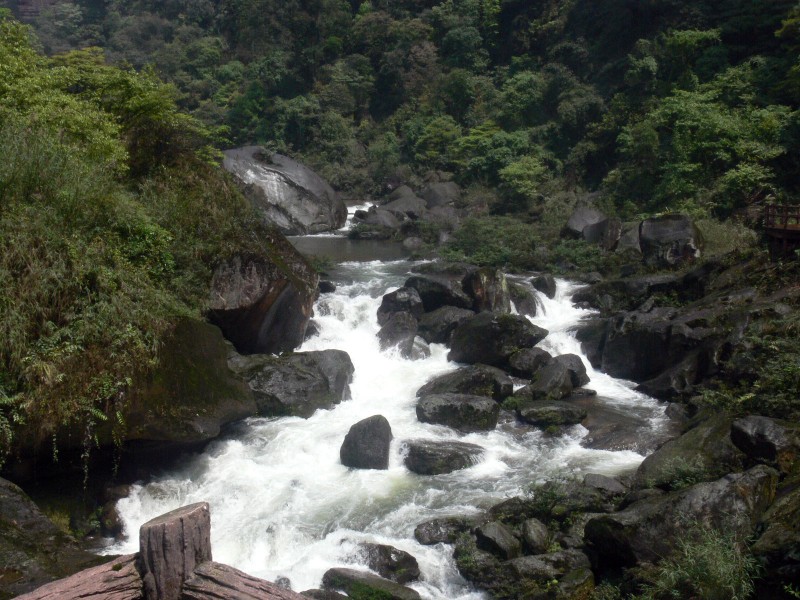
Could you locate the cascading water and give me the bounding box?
[106,260,668,598]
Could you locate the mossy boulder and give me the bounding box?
[448,312,548,368]
[322,568,421,600]
[416,364,513,401]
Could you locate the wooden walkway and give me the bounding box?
[764,204,800,259]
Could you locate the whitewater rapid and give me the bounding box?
[106,260,667,598]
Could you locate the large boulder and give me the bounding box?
[402,439,484,475]
[585,465,778,570]
[512,361,574,404]
[416,364,513,402]
[358,543,420,585]
[121,318,257,448]
[420,182,460,208]
[223,147,346,234]
[582,217,622,251]
[228,349,354,418]
[475,521,522,560]
[731,415,800,476]
[639,214,703,267]
[634,413,746,490]
[322,568,421,600]
[417,306,475,345]
[448,312,548,368]
[553,354,590,387]
[414,516,477,545]
[208,249,318,355]
[377,288,424,326]
[340,415,393,470]
[508,282,541,317]
[517,401,587,428]
[416,394,500,432]
[531,274,557,299]
[404,266,474,312]
[0,477,101,598]
[507,348,553,378]
[563,206,606,238]
[382,195,427,220]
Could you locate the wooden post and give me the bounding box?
[138,502,212,600]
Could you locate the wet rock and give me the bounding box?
[121,318,257,448]
[531,274,557,299]
[513,362,574,404]
[183,562,307,599]
[507,348,553,378]
[751,475,800,589]
[731,415,800,476]
[377,311,419,357]
[583,473,627,495]
[617,221,642,255]
[319,281,336,294]
[417,306,475,344]
[223,147,346,235]
[585,465,778,570]
[508,282,541,317]
[208,249,318,355]
[416,364,513,402]
[634,413,746,490]
[377,288,424,326]
[359,543,420,584]
[448,312,548,368]
[340,415,393,470]
[322,568,421,600]
[522,518,550,554]
[414,516,477,545]
[404,273,473,312]
[302,590,348,600]
[229,349,354,418]
[402,439,483,475]
[639,214,703,268]
[575,318,608,369]
[518,401,587,428]
[475,521,522,560]
[416,394,500,432]
[462,268,511,313]
[402,237,424,251]
[563,206,606,239]
[409,336,431,360]
[304,320,321,341]
[553,354,590,387]
[0,478,101,598]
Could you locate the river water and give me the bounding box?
[106,253,668,598]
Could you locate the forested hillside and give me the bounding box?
[6,0,800,219]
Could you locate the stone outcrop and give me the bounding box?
[416,364,513,402]
[416,393,500,432]
[639,214,703,267]
[229,349,354,418]
[208,248,318,355]
[402,439,484,475]
[322,568,421,600]
[448,312,548,368]
[340,415,393,470]
[182,562,303,599]
[223,147,346,235]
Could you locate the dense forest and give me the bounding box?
[5,0,800,218]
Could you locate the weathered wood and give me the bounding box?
[139,502,212,600]
[14,554,143,600]
[181,562,307,599]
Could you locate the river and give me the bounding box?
[105,248,668,598]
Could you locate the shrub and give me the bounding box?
[440,216,537,269]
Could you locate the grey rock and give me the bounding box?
[416,394,500,432]
[475,521,522,560]
[583,217,622,250]
[417,306,475,344]
[420,182,461,208]
[448,312,548,368]
[322,568,421,600]
[553,353,590,387]
[508,282,541,317]
[340,415,393,470]
[417,364,513,402]
[377,287,424,326]
[531,274,557,299]
[731,415,800,475]
[518,401,586,428]
[462,268,511,313]
[639,214,703,267]
[522,518,550,555]
[514,361,574,403]
[403,439,483,475]
[563,206,606,238]
[508,348,553,378]
[377,312,418,358]
[358,543,420,584]
[414,517,476,545]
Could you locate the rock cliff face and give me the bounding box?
[223,146,347,235]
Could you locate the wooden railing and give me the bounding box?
[764,204,800,230]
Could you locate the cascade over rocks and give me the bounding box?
[228,349,354,418]
[377,311,419,358]
[402,439,484,475]
[416,394,500,432]
[405,263,511,313]
[508,281,540,316]
[414,516,477,546]
[531,274,557,299]
[416,364,513,402]
[448,312,548,368]
[208,249,318,355]
[553,354,590,387]
[223,147,346,235]
[585,465,778,570]
[340,415,393,470]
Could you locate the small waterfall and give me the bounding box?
[106,261,666,598]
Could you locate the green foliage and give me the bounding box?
[440,216,537,269]
[645,457,711,491]
[638,525,759,600]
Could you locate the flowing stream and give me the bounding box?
[107,258,668,598]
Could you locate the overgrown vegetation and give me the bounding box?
[0,11,276,467]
